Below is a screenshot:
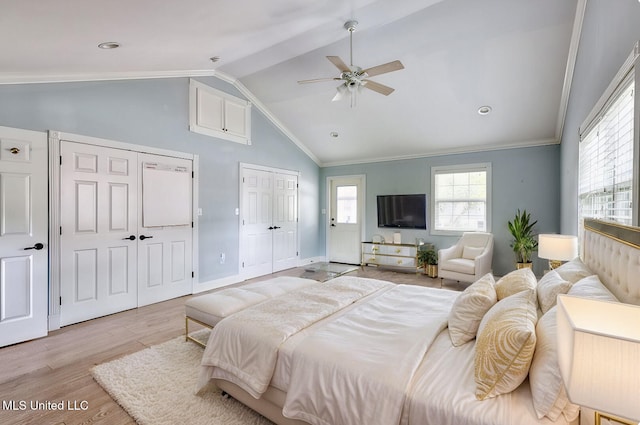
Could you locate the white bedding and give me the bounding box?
[401,329,571,425]
[198,276,392,397]
[282,284,459,425]
[200,276,575,425]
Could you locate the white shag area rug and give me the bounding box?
[91,335,274,425]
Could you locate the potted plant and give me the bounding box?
[417,248,438,278]
[507,209,538,269]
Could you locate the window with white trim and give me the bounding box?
[431,163,491,234]
[578,42,639,238]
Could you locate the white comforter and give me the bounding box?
[198,276,392,397]
[282,284,459,425]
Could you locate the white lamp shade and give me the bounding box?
[556,295,640,422]
[538,234,578,261]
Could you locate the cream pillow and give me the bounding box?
[529,306,580,421]
[462,246,484,260]
[474,289,537,400]
[554,257,593,283]
[448,273,497,346]
[537,270,572,314]
[567,274,618,302]
[494,267,537,300]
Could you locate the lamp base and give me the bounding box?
[548,259,563,270]
[595,411,636,425]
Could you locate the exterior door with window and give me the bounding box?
[328,176,363,264]
[0,126,48,347]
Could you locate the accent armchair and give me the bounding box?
[438,232,494,285]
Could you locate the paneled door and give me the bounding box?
[328,176,363,264]
[240,166,299,279]
[137,154,193,307]
[241,167,274,279]
[59,141,138,326]
[60,143,194,324]
[0,126,48,347]
[272,172,298,272]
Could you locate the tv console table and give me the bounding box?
[361,242,422,271]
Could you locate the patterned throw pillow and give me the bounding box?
[494,267,537,300]
[448,273,497,346]
[474,289,538,400]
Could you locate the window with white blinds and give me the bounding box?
[431,163,491,235]
[578,73,635,230]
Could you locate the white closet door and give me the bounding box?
[241,167,274,279]
[0,126,48,347]
[272,173,298,272]
[59,141,138,326]
[137,154,193,306]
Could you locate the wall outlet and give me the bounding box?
[220,253,225,264]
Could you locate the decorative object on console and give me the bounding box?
[507,209,538,269]
[556,295,640,425]
[537,234,578,270]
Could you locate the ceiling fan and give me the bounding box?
[298,20,404,107]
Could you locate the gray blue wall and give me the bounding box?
[0,76,322,283]
[321,144,561,277]
[560,0,640,233]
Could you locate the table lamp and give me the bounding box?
[556,295,640,425]
[538,234,578,269]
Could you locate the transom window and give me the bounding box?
[431,163,491,234]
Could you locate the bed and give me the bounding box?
[197,219,640,425]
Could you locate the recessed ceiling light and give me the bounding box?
[98,42,120,50]
[330,131,339,138]
[478,105,492,115]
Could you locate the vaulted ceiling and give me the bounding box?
[1,0,580,166]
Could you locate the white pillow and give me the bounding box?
[495,267,537,300]
[554,257,593,283]
[462,246,485,260]
[474,289,538,400]
[567,274,618,302]
[537,270,572,314]
[529,306,580,421]
[448,273,497,346]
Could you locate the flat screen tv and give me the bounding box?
[377,194,427,229]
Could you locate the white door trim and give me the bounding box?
[48,130,199,330]
[325,175,366,263]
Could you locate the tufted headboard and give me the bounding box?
[582,219,640,306]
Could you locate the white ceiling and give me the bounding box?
[0,0,580,166]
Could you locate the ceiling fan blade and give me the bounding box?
[326,56,350,72]
[362,60,404,78]
[298,77,341,84]
[363,79,395,96]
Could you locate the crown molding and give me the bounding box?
[556,0,587,141]
[0,69,216,85]
[319,138,560,168]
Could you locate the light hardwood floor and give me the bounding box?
[0,266,459,425]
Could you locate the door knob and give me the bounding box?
[331,223,336,227]
[273,226,281,229]
[24,243,44,251]
[123,235,136,240]
[139,235,153,240]
[268,226,274,230]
